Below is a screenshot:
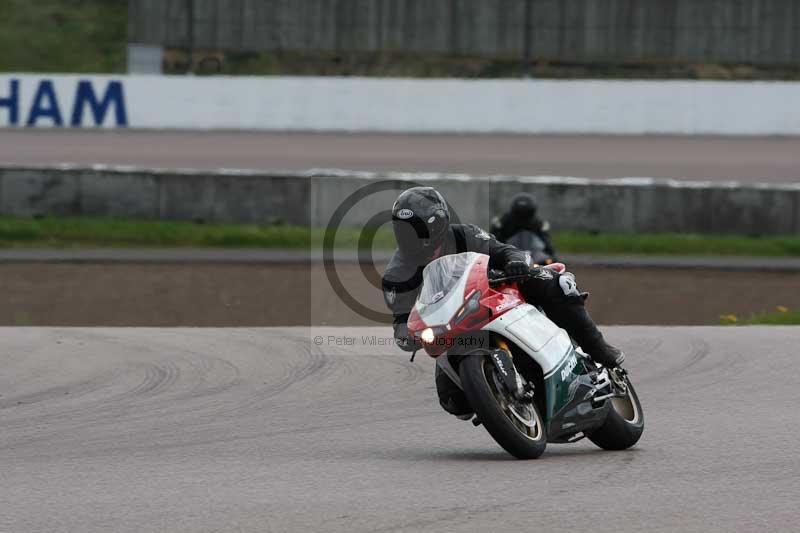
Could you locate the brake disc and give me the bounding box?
[508,402,537,429]
[491,366,537,429]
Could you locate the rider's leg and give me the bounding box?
[435,365,473,418]
[519,270,625,368]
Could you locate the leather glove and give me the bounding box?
[395,323,423,352]
[504,260,531,277]
[397,335,422,352]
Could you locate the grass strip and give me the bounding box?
[720,307,800,325]
[3,216,800,257]
[0,0,127,73]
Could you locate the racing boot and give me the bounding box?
[543,301,625,369]
[577,327,625,369]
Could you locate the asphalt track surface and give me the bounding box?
[2,130,800,182]
[1,326,798,532]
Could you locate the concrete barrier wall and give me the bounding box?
[129,0,800,66]
[1,165,798,236]
[3,74,800,135]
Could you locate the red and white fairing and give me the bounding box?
[407,252,575,378]
[406,252,522,357]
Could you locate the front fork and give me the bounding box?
[491,336,534,401]
[436,335,532,401]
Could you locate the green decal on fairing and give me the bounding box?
[544,347,590,419]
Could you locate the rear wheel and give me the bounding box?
[459,353,547,459]
[588,373,644,450]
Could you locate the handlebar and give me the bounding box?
[488,272,532,287]
[488,262,566,288]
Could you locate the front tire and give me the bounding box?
[588,375,644,450]
[459,353,547,459]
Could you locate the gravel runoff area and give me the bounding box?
[1,255,798,326]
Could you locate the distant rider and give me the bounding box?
[490,192,557,262]
[381,186,624,418]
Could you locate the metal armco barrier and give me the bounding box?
[1,164,797,236]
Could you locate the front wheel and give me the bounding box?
[588,372,644,450]
[459,353,547,459]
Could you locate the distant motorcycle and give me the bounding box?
[407,252,644,459]
[505,229,556,266]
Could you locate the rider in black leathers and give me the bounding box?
[490,192,557,262]
[381,187,624,418]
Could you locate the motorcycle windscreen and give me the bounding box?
[415,252,486,326]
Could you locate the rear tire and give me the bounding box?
[459,353,547,459]
[588,376,644,450]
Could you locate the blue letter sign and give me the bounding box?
[26,80,63,126]
[70,80,128,127]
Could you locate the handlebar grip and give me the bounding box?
[488,274,531,287]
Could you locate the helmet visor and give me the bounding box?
[392,210,448,257]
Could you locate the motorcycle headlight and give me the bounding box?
[419,326,448,344]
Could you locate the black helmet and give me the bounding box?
[509,192,537,221]
[391,187,450,260]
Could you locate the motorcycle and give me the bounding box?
[505,229,556,266]
[406,252,644,459]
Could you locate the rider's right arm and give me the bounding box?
[391,315,421,352]
[381,264,424,352]
[384,296,422,352]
